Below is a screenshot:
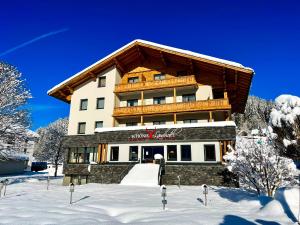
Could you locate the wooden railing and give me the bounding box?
[113,99,231,117]
[114,75,197,93]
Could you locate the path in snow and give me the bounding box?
[120,163,159,186]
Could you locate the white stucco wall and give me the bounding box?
[68,66,121,135]
[107,141,220,163]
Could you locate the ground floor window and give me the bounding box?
[167,145,177,161]
[204,144,216,161]
[110,146,119,161]
[68,147,97,164]
[181,145,191,161]
[70,175,88,185]
[129,146,138,161]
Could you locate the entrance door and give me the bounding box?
[142,146,164,163]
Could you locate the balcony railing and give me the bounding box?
[114,75,197,93]
[113,99,231,117]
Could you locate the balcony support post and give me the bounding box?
[209,111,213,122]
[224,91,228,99]
[141,115,144,125]
[141,91,144,105]
[174,113,177,124]
[173,88,177,103]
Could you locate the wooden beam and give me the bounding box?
[58,90,66,97]
[97,144,102,163]
[88,72,97,82]
[114,58,125,73]
[66,85,74,94]
[209,111,213,122]
[174,113,177,124]
[223,68,227,91]
[160,51,167,66]
[136,45,146,63]
[66,95,72,102]
[189,59,194,74]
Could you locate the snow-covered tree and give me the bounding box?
[233,96,274,134]
[34,118,68,176]
[224,135,296,197]
[270,95,300,159]
[0,62,31,158]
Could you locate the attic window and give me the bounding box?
[128,77,139,84]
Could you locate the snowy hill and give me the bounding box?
[120,163,160,186]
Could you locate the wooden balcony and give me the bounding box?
[114,75,197,93]
[113,99,231,117]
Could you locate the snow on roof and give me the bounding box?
[48,39,253,94]
[95,121,236,133]
[0,150,29,161]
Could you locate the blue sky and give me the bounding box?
[1,0,299,130]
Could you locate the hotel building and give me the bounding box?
[48,40,253,185]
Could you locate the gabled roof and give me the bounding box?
[48,39,254,113]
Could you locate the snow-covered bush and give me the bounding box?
[270,94,300,159]
[224,136,296,197]
[0,62,31,157]
[34,118,68,176]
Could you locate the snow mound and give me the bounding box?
[259,199,285,217]
[275,187,299,221]
[120,164,160,186]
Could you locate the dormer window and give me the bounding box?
[154,73,166,81]
[128,77,139,84]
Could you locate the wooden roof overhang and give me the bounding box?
[48,40,254,113]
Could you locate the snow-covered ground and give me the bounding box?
[0,174,298,225]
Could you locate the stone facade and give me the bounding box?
[63,162,137,185]
[161,163,238,187]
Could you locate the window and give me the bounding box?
[181,145,191,161]
[204,145,216,161]
[126,122,138,127]
[110,147,119,161]
[70,175,88,185]
[80,99,88,110]
[128,77,139,84]
[182,94,196,102]
[68,147,97,164]
[96,98,105,109]
[78,122,86,134]
[98,76,106,87]
[183,119,198,124]
[77,147,85,163]
[153,121,166,125]
[68,148,78,163]
[127,99,138,107]
[153,96,166,105]
[167,145,177,161]
[129,146,138,161]
[95,121,103,129]
[85,147,98,163]
[154,73,166,81]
